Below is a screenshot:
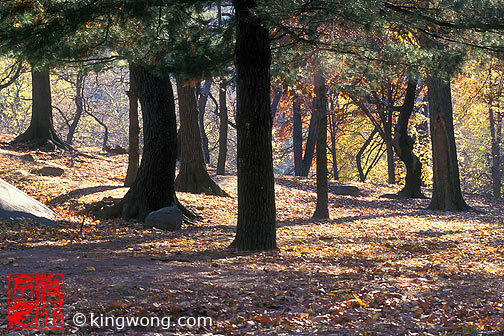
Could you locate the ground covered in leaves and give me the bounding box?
[0,133,503,335]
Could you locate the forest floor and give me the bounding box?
[0,133,503,336]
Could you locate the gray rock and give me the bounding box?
[19,154,36,162]
[330,184,360,196]
[38,163,66,176]
[0,178,57,226]
[145,206,182,231]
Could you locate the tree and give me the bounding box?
[197,80,212,163]
[124,64,140,187]
[175,78,228,196]
[427,76,470,211]
[13,67,71,151]
[230,0,276,251]
[65,73,84,145]
[216,79,229,175]
[312,67,329,219]
[392,79,425,198]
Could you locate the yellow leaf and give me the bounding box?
[86,266,95,271]
[353,293,366,306]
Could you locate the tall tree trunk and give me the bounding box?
[427,77,470,211]
[293,95,303,176]
[101,65,178,221]
[271,86,282,121]
[385,127,396,184]
[217,80,228,175]
[357,127,379,182]
[198,80,211,163]
[312,70,329,219]
[392,80,425,198]
[489,98,502,199]
[124,64,140,187]
[230,0,276,251]
[14,67,71,151]
[301,110,318,176]
[66,73,84,145]
[175,79,228,196]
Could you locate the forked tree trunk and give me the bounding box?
[293,95,303,176]
[230,0,276,251]
[124,64,140,187]
[175,79,228,196]
[392,79,425,198]
[312,69,329,219]
[356,127,379,182]
[14,68,71,151]
[427,77,470,211]
[66,73,84,145]
[102,65,178,220]
[216,80,228,175]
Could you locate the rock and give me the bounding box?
[37,163,66,176]
[0,178,57,226]
[330,184,360,196]
[19,154,36,162]
[145,206,182,231]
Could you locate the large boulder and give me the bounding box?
[330,184,360,196]
[0,178,57,226]
[145,206,182,231]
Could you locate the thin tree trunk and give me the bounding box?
[427,77,470,211]
[198,80,211,163]
[312,69,329,219]
[230,0,276,251]
[392,79,425,198]
[217,80,228,175]
[301,110,318,176]
[385,128,396,184]
[100,64,179,221]
[14,67,71,151]
[271,86,282,121]
[293,95,303,176]
[86,111,108,149]
[124,64,140,187]
[489,97,502,199]
[175,79,228,196]
[357,127,379,182]
[66,73,84,145]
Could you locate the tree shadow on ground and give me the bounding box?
[47,185,124,206]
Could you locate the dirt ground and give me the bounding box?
[0,133,503,335]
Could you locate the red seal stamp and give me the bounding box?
[8,273,64,329]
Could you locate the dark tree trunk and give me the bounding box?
[175,79,228,196]
[384,120,395,184]
[301,109,318,176]
[356,127,379,182]
[66,73,84,145]
[427,77,470,211]
[293,95,303,176]
[102,65,178,221]
[124,64,140,187]
[312,70,329,219]
[328,101,339,180]
[392,80,425,198]
[489,98,502,199]
[216,80,228,175]
[271,86,282,121]
[230,0,276,251]
[86,111,108,149]
[14,68,71,151]
[198,80,211,163]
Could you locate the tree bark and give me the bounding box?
[216,80,228,175]
[101,65,178,221]
[198,80,211,163]
[175,79,228,196]
[66,73,84,145]
[356,127,379,182]
[13,67,71,151]
[271,86,282,121]
[312,70,329,219]
[300,109,318,176]
[230,0,276,251]
[427,77,470,211]
[392,79,425,198]
[124,64,140,187]
[293,95,303,176]
[489,97,502,199]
